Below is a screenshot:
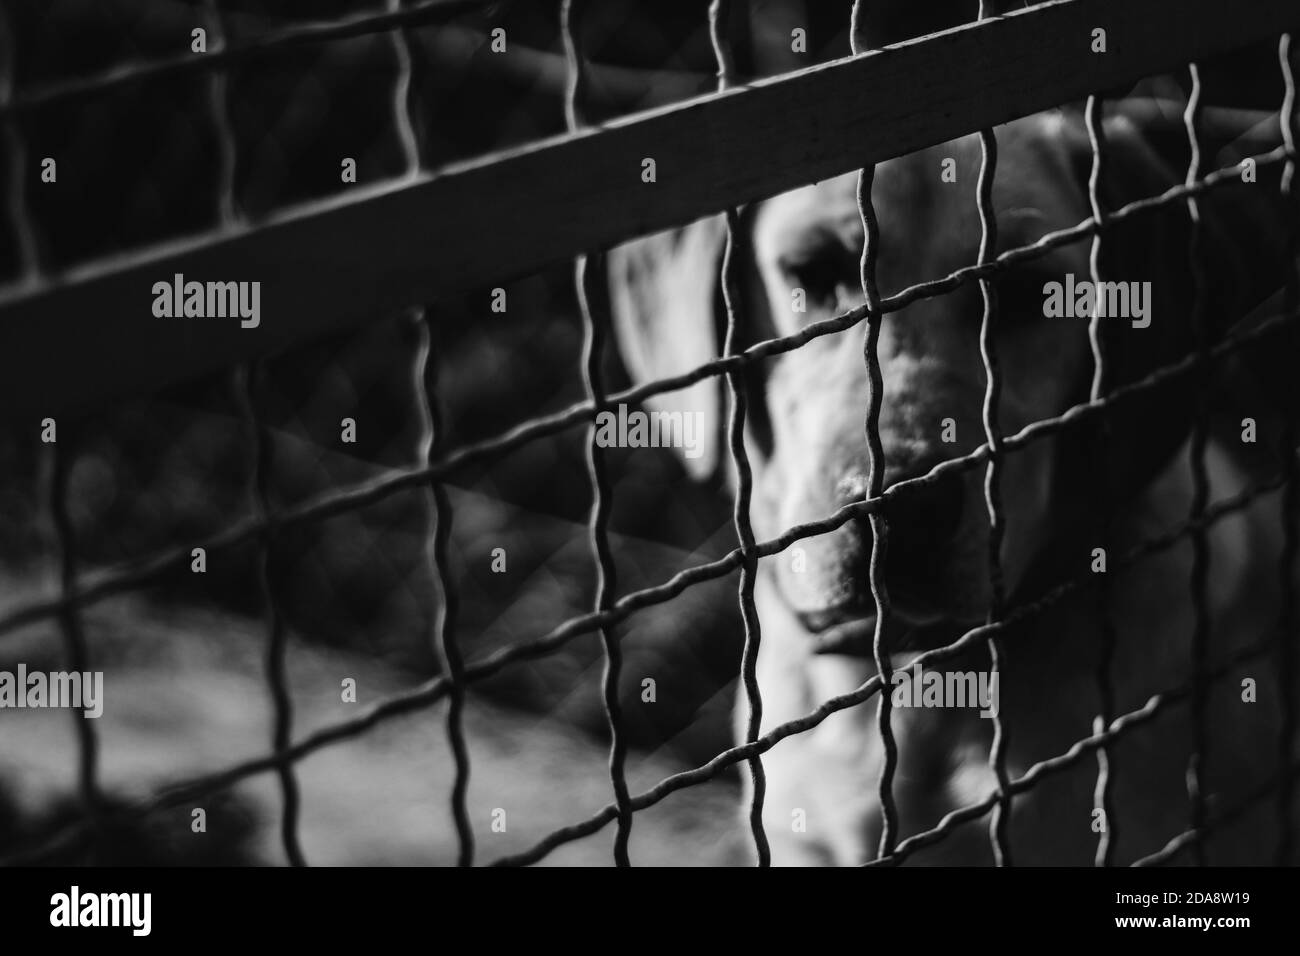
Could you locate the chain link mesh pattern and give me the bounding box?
[0,0,1297,866]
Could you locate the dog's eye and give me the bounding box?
[782,254,853,313]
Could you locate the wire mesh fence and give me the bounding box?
[0,0,1297,866]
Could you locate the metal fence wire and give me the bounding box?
[0,0,1298,867]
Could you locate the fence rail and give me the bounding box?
[2,0,1298,417]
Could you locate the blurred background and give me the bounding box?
[0,0,877,866]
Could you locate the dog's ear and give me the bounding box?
[606,215,729,480]
[1056,108,1292,502]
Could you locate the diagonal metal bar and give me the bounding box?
[0,151,1284,639]
[10,0,1299,420]
[850,0,900,860]
[710,0,770,867]
[1182,61,1213,868]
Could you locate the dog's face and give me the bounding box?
[749,116,1097,641]
[608,107,1285,654]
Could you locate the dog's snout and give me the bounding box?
[776,468,967,625]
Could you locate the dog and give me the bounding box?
[606,73,1298,863]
